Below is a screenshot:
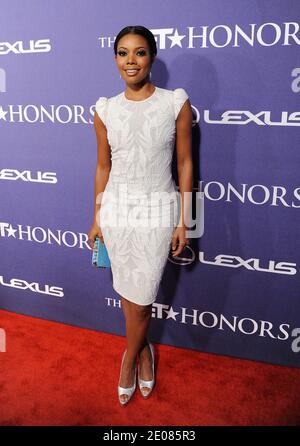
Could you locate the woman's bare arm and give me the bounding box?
[92,111,111,226]
[175,99,193,229]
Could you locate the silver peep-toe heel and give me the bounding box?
[138,342,155,398]
[118,349,137,406]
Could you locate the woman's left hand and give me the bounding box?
[171,225,189,257]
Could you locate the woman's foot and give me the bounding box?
[138,343,154,396]
[118,350,137,405]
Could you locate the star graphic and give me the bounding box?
[0,106,8,121]
[6,225,17,237]
[168,29,185,48]
[164,306,180,320]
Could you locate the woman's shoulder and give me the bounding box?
[95,92,121,116]
[95,93,118,104]
[156,87,189,102]
[172,87,189,100]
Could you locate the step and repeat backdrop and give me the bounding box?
[0,0,300,368]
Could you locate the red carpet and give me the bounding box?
[0,308,299,426]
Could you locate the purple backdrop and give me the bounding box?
[0,0,300,368]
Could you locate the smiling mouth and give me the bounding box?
[125,69,140,75]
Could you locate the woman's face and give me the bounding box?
[115,33,154,85]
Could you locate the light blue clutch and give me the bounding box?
[92,236,111,268]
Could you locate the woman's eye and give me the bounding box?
[118,51,126,56]
[137,50,146,56]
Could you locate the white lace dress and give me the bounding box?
[95,86,189,305]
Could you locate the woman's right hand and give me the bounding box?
[88,222,104,249]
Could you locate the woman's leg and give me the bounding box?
[119,296,153,403]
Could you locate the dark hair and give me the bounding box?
[114,26,157,60]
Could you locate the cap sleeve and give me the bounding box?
[95,96,108,126]
[173,88,189,120]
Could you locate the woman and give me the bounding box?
[88,25,193,406]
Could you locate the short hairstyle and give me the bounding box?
[114,25,157,60]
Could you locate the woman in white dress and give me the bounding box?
[88,26,193,406]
